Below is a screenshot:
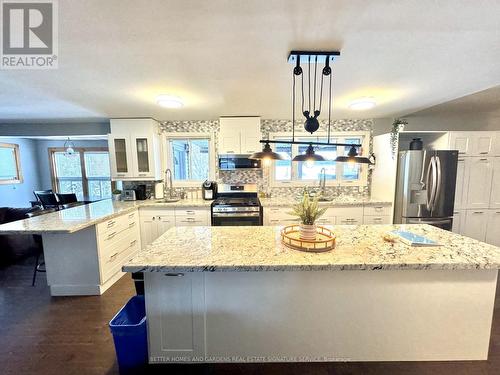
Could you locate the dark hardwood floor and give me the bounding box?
[1,258,499,375]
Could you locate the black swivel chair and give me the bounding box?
[56,193,78,205]
[33,190,60,210]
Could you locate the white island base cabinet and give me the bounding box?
[145,270,497,363]
[42,210,141,296]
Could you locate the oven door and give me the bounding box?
[211,212,262,226]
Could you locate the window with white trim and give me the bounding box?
[165,133,215,186]
[271,132,369,187]
[0,143,22,184]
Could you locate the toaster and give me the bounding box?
[122,189,136,201]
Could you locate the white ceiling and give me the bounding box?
[1,0,500,122]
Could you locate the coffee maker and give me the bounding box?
[202,181,217,200]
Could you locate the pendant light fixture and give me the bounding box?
[250,50,375,166]
[64,137,75,156]
[249,141,287,161]
[335,145,376,165]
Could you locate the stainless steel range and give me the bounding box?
[211,184,262,226]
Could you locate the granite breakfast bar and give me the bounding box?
[123,225,500,363]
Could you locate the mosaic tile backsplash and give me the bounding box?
[129,119,374,199]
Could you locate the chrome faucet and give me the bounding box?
[164,168,176,199]
[319,167,327,197]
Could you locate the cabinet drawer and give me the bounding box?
[97,210,138,239]
[316,216,336,225]
[337,215,363,225]
[98,219,138,252]
[332,206,364,217]
[99,222,139,258]
[175,208,209,219]
[363,215,391,225]
[175,217,209,226]
[101,236,140,283]
[140,208,175,220]
[363,205,391,217]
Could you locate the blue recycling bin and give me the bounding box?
[109,295,148,374]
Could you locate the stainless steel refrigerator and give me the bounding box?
[393,150,459,231]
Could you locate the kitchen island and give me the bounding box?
[0,198,211,296]
[123,225,500,363]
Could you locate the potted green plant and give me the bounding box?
[112,189,122,201]
[289,191,328,241]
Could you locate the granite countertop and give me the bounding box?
[259,197,392,207]
[0,198,211,234]
[123,224,500,272]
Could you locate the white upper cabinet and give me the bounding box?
[448,132,472,155]
[472,132,495,156]
[465,157,493,209]
[490,157,500,209]
[108,135,134,179]
[448,131,498,156]
[109,118,162,180]
[219,117,261,155]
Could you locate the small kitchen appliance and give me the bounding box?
[211,184,262,226]
[122,189,136,201]
[202,180,218,200]
[134,184,148,200]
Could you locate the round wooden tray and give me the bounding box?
[280,225,336,253]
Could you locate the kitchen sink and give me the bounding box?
[163,197,181,203]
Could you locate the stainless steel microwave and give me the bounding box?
[218,155,261,170]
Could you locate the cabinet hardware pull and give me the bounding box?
[129,222,135,227]
[226,150,235,153]
[165,273,184,277]
[138,173,147,176]
[152,217,155,221]
[110,252,119,260]
[473,211,484,214]
[107,220,115,227]
[107,231,117,239]
[479,158,488,161]
[158,216,161,220]
[128,213,135,218]
[480,152,488,154]
[458,159,465,161]
[130,240,137,246]
[186,210,195,214]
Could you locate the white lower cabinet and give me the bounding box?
[264,205,390,226]
[363,215,391,225]
[175,208,210,227]
[486,210,500,247]
[145,272,206,361]
[463,210,489,242]
[140,209,175,249]
[452,210,465,234]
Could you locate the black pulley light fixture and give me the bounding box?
[252,50,375,166]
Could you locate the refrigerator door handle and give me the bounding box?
[426,156,436,211]
[432,156,442,211]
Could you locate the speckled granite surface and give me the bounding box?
[123,224,500,272]
[0,198,211,234]
[259,197,391,207]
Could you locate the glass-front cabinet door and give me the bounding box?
[108,135,133,179]
[131,135,154,178]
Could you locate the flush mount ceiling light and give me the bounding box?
[250,50,375,166]
[335,145,376,165]
[348,97,376,111]
[156,95,184,108]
